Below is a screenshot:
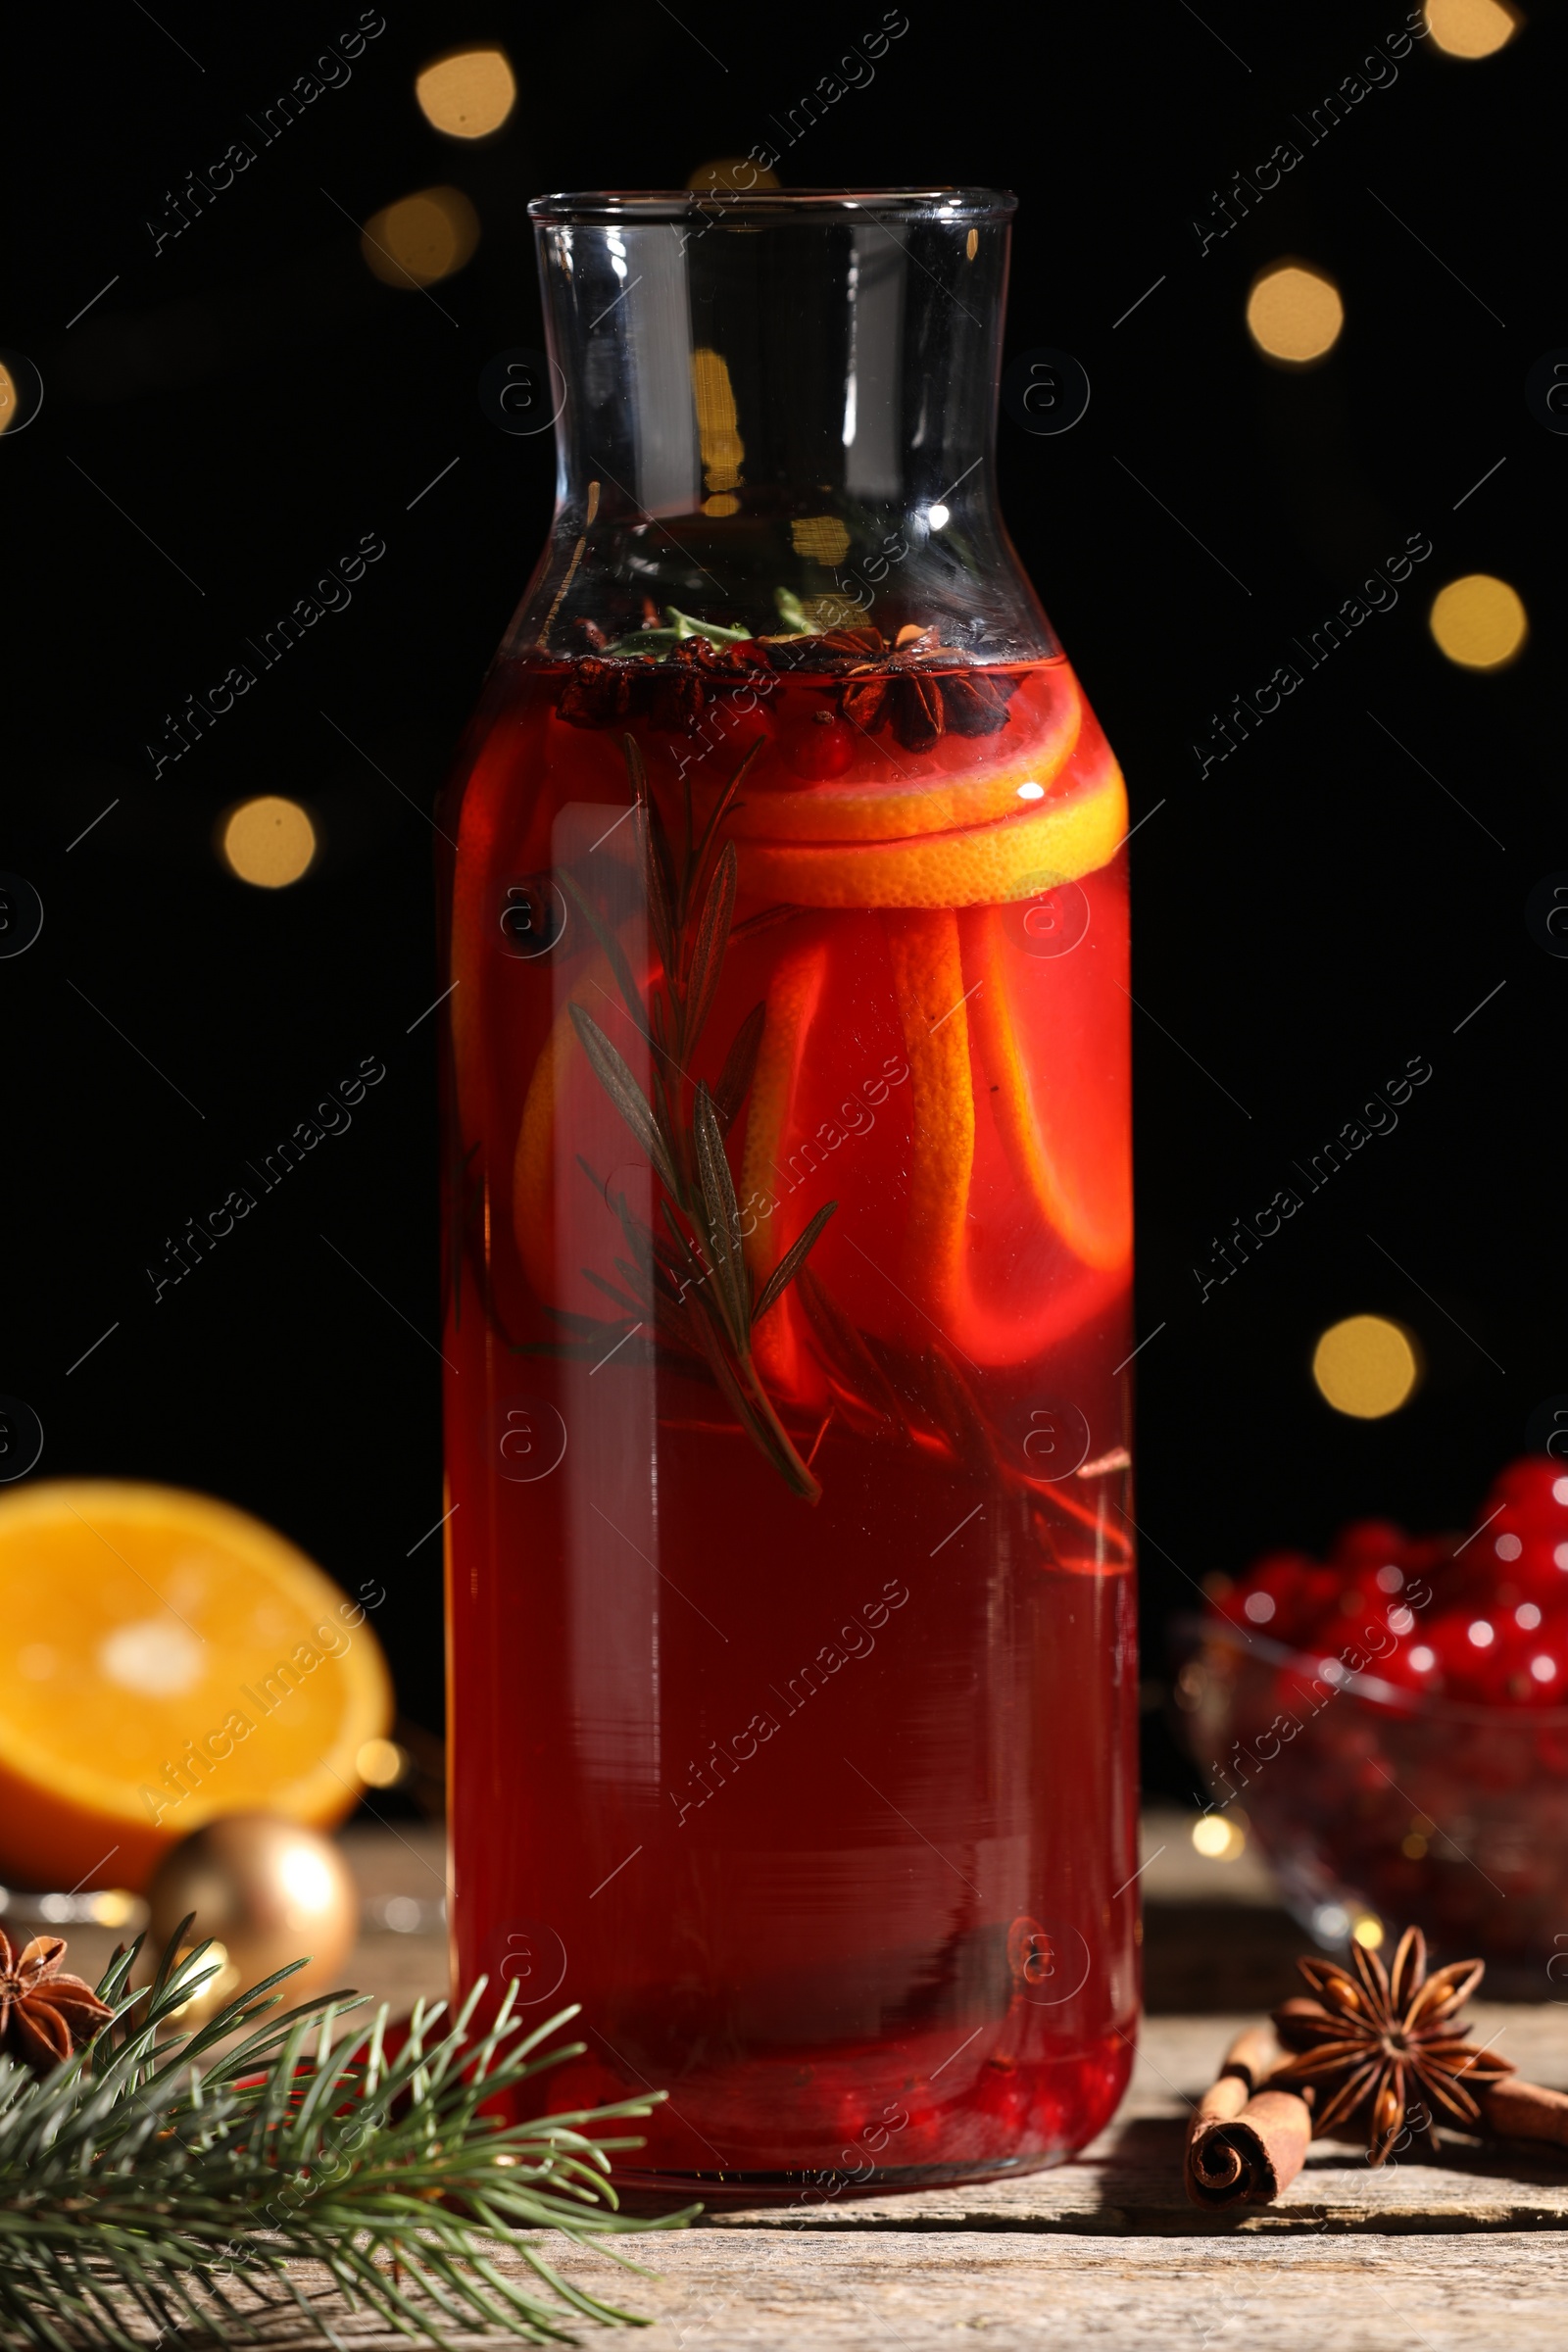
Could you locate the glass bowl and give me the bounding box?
[1175,1618,1568,1984]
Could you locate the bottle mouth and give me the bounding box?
[528,187,1016,224]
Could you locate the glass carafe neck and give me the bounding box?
[511,188,1052,662]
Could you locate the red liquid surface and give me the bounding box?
[440,653,1139,2199]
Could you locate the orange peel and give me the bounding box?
[964,906,1132,1274]
[734,729,1126,908]
[727,675,1082,843]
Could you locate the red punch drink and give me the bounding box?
[441,189,1139,2200]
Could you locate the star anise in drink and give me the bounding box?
[839,627,1018,751]
[1271,1926,1513,2165]
[0,1930,113,2073]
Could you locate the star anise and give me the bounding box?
[839,628,1020,752]
[0,1929,113,2072]
[1271,1926,1513,2165]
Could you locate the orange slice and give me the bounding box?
[885,910,975,1308]
[734,727,1126,908]
[964,892,1132,1274]
[739,935,833,1398]
[727,672,1082,842]
[0,1482,392,1889]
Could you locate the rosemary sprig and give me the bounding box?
[0,1928,689,2350]
[561,734,835,1501]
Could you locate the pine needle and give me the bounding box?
[0,1928,693,2347]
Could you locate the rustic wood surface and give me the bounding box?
[82,1823,1568,2346]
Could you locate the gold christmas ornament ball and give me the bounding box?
[145,1815,358,2024]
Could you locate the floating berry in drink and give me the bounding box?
[776,710,856,780]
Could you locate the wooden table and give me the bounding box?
[82,1822,1568,2347]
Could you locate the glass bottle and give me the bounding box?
[439,187,1138,2201]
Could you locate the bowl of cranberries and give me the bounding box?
[1180,1458,1568,1970]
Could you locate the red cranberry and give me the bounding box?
[1485,1457,1568,1525]
[777,711,856,779]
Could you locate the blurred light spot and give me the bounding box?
[415,48,516,138]
[1468,1619,1495,1647]
[1409,1644,1437,1672]
[1376,1564,1405,1592]
[99,1619,203,1697]
[0,362,16,434]
[691,347,745,499]
[1518,1602,1544,1630]
[222,797,316,888]
[279,1842,334,1913]
[1496,1532,1523,1559]
[357,1736,408,1788]
[1555,1476,1568,1505]
[1247,264,1344,364]
[1556,1542,1568,1570]
[1426,0,1519,55]
[1192,1813,1246,1860]
[1351,1913,1385,1949]
[1533,1653,1558,1682]
[1388,1604,1415,1634]
[91,1889,139,1927]
[1313,1901,1350,1941]
[362,187,480,288]
[1429,572,1528,669]
[791,514,851,564]
[926,502,951,530]
[382,1893,422,1931]
[1402,1831,1429,1857]
[687,158,781,193]
[1243,1591,1276,1623]
[1311,1314,1419,1417]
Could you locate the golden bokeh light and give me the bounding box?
[1429,572,1528,669]
[687,158,782,193]
[791,514,852,564]
[356,1737,408,1788]
[221,797,317,888]
[362,187,481,288]
[415,48,516,137]
[1192,1813,1247,1861]
[0,362,17,435]
[691,347,745,502]
[1426,0,1518,56]
[1351,1913,1386,1949]
[1312,1315,1420,1419]
[1247,264,1345,365]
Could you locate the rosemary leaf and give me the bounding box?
[691,1082,750,1350]
[713,1001,765,1133]
[557,870,650,1045]
[683,839,738,1055]
[753,1200,837,1324]
[795,1267,907,1428]
[567,1006,681,1199]
[581,1268,646,1319]
[691,736,764,886]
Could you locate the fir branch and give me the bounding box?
[0,1933,691,2350]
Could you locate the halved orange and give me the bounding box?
[0,1482,392,1890]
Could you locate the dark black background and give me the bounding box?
[3,1,1560,1799]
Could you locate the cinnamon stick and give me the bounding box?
[1476,2077,1568,2149]
[1184,2025,1313,2208]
